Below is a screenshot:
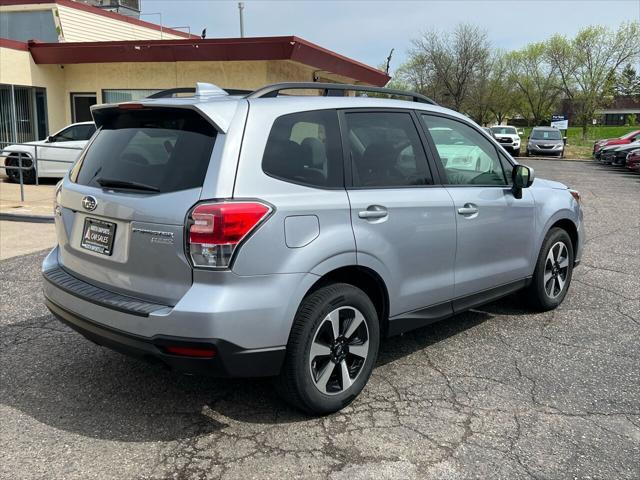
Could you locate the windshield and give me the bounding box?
[71,108,216,193]
[621,130,640,139]
[491,127,517,135]
[531,129,561,140]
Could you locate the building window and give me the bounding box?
[0,84,48,144]
[102,89,161,104]
[0,11,59,43]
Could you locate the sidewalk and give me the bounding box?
[0,175,57,259]
[0,174,57,218]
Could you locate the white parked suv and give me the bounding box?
[490,125,521,156]
[2,121,96,184]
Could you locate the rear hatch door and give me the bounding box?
[55,105,218,305]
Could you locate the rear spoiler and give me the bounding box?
[90,102,238,134]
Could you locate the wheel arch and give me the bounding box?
[548,217,579,256]
[305,265,390,336]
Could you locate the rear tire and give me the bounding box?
[275,283,380,415]
[5,155,36,184]
[527,228,574,311]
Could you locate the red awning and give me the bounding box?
[26,36,390,86]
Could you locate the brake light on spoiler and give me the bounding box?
[187,201,272,269]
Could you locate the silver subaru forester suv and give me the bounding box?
[43,82,584,415]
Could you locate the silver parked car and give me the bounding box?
[526,126,566,157]
[43,82,584,414]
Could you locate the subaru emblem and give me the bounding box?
[82,195,97,211]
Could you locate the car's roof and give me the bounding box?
[531,126,559,131]
[94,94,468,133]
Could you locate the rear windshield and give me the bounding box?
[71,108,216,193]
[531,129,561,140]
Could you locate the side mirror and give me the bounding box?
[47,135,55,143]
[512,164,534,199]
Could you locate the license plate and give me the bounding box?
[81,218,116,256]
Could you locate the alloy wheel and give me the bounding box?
[308,306,369,395]
[543,241,569,299]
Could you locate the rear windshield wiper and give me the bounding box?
[95,177,160,192]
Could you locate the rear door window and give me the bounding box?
[344,111,432,188]
[262,109,343,188]
[71,108,216,193]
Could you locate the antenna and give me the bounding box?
[195,82,228,97]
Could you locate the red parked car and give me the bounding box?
[594,130,640,156]
[626,149,640,172]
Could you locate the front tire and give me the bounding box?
[275,283,380,415]
[5,155,36,184]
[527,228,574,311]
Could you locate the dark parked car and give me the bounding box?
[593,130,640,157]
[599,141,640,165]
[626,149,640,172]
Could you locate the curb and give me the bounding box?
[518,157,593,163]
[0,212,54,223]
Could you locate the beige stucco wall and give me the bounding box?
[58,59,359,125]
[1,51,367,131]
[0,46,66,132]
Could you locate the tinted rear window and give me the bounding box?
[262,109,343,188]
[72,108,216,193]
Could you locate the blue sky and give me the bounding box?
[143,0,640,73]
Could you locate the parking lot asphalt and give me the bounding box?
[1,160,638,480]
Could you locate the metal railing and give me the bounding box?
[0,141,84,202]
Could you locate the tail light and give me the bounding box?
[187,201,271,268]
[569,189,581,204]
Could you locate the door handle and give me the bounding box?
[358,205,388,219]
[457,204,479,216]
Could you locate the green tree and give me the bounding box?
[547,23,640,138]
[486,52,518,125]
[615,64,640,98]
[410,23,491,111]
[507,42,561,125]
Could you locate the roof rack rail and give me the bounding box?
[246,82,438,105]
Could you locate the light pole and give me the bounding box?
[238,2,245,38]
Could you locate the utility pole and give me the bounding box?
[238,2,245,38]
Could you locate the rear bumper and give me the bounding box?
[42,247,318,377]
[45,297,285,377]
